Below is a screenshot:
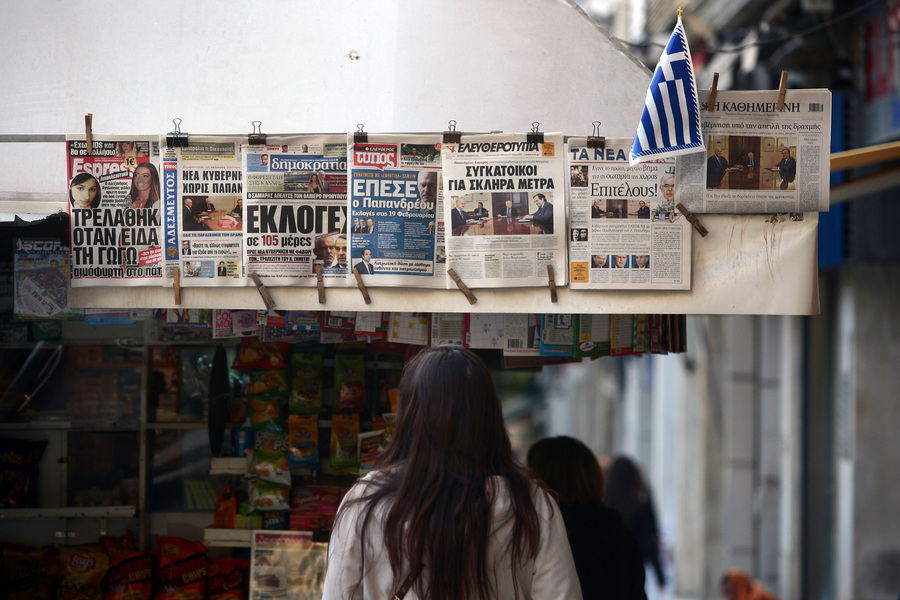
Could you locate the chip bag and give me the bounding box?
[59,544,110,600]
[334,354,366,412]
[103,550,155,600]
[154,537,208,600]
[206,558,248,600]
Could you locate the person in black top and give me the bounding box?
[528,437,647,600]
[605,456,667,594]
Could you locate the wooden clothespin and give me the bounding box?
[447,268,477,305]
[587,121,605,149]
[707,73,719,112]
[249,271,276,310]
[173,268,181,306]
[547,265,558,303]
[777,71,789,111]
[315,264,325,304]
[353,268,371,304]
[676,203,709,237]
[84,114,93,155]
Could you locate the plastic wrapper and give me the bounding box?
[247,480,291,513]
[206,558,248,600]
[358,430,385,475]
[231,342,288,370]
[288,414,319,471]
[243,370,289,396]
[0,438,48,508]
[334,354,366,412]
[2,542,59,600]
[329,413,360,475]
[58,544,110,600]
[154,537,209,600]
[103,550,155,600]
[247,448,290,487]
[246,395,284,431]
[213,480,237,529]
[289,353,323,414]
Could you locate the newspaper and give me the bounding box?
[249,530,326,600]
[162,136,245,287]
[677,89,832,213]
[568,138,691,290]
[66,135,163,286]
[242,135,349,285]
[346,134,445,287]
[14,238,81,319]
[440,133,567,288]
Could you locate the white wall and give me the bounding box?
[0,0,650,198]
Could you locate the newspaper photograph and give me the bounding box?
[162,136,245,287]
[677,89,832,213]
[568,138,691,290]
[346,134,445,287]
[242,135,349,286]
[440,133,567,288]
[66,135,163,286]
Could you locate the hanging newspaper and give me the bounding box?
[66,135,163,286]
[440,133,566,288]
[162,136,245,287]
[14,238,81,319]
[347,134,445,287]
[242,135,349,285]
[567,138,691,290]
[676,89,832,213]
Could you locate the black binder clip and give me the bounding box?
[354,123,368,144]
[526,121,544,144]
[166,118,188,148]
[586,121,605,149]
[248,121,266,146]
[443,120,461,144]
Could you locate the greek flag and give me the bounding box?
[629,17,704,165]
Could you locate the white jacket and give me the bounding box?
[322,473,583,600]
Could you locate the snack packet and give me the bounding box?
[154,537,208,600]
[290,353,323,414]
[334,354,366,412]
[329,413,360,475]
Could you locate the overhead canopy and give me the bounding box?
[0,0,821,315]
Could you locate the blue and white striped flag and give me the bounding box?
[629,16,704,166]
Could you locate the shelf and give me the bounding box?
[148,422,207,430]
[0,505,137,520]
[0,420,141,431]
[210,456,249,475]
[203,527,252,548]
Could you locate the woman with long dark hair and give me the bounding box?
[68,173,102,209]
[528,436,646,600]
[126,162,160,209]
[323,346,581,600]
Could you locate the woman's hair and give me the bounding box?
[336,346,542,600]
[527,436,604,507]
[127,162,160,207]
[68,173,102,208]
[307,173,321,191]
[603,456,649,522]
[116,141,136,157]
